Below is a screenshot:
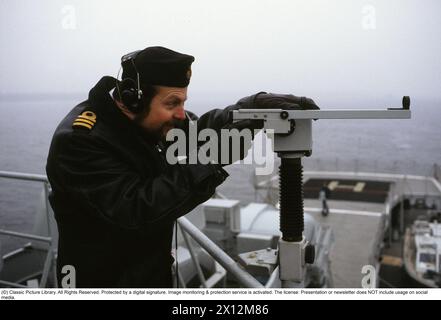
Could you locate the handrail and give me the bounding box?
[0,170,55,288]
[179,225,207,288]
[0,230,51,243]
[0,171,48,182]
[1,170,263,288]
[265,266,279,288]
[178,217,263,288]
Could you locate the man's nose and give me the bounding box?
[174,106,186,120]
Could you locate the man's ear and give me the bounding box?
[115,99,135,120]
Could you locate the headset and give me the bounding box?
[115,50,144,114]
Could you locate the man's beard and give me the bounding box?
[135,117,178,142]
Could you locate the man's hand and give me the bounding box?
[237,92,320,110]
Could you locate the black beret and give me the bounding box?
[121,46,194,88]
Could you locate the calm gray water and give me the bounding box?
[0,95,440,253]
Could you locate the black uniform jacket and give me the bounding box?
[46,76,236,288]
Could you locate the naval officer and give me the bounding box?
[46,46,319,288]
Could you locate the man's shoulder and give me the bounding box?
[53,100,111,139]
[50,101,110,154]
[54,101,89,133]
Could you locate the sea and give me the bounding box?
[0,94,440,253]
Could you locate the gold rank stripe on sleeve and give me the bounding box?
[72,111,97,130]
[74,118,95,126]
[73,121,93,129]
[77,115,96,124]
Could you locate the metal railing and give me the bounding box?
[177,217,263,288]
[0,171,56,288]
[0,171,264,288]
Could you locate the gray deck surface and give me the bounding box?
[301,172,441,288]
[305,199,385,287]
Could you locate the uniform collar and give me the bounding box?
[88,76,157,143]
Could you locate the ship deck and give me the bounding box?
[304,199,385,287]
[257,171,441,288]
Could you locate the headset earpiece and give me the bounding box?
[120,78,143,113]
[116,50,144,114]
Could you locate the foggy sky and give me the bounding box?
[1,0,440,108]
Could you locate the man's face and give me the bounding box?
[138,86,187,139]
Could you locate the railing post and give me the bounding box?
[179,225,207,288]
[43,182,52,238]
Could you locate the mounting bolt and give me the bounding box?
[280,111,289,119]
